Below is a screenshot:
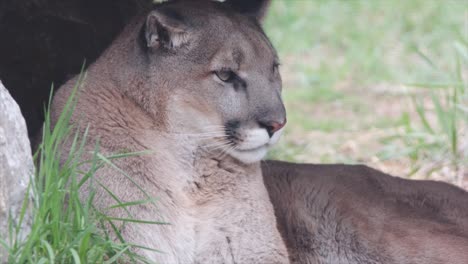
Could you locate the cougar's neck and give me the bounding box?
[188,144,263,191]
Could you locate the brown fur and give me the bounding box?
[262,160,468,264]
[51,0,288,263]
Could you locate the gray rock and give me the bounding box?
[0,80,34,262]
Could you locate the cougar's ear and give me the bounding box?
[225,0,272,22]
[144,10,189,50]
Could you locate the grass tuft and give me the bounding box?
[380,41,467,183]
[1,72,159,263]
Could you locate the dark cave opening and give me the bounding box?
[0,0,151,140]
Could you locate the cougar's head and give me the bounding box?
[140,0,285,164]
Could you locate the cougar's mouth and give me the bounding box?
[222,121,277,164]
[236,145,267,152]
[226,145,269,164]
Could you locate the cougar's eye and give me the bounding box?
[215,70,236,83]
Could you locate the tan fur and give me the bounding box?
[262,160,468,264]
[51,1,288,263]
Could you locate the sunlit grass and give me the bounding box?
[380,41,467,183]
[265,0,467,183]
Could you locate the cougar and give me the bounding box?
[262,160,468,264]
[51,0,288,263]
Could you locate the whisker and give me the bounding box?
[187,134,226,139]
[166,125,227,137]
[215,144,236,160]
[216,149,231,160]
[168,132,226,137]
[203,125,226,128]
[205,142,234,151]
[203,141,228,148]
[168,131,226,135]
[202,139,231,149]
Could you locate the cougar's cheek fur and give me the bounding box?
[50,0,289,263]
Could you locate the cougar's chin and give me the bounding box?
[222,127,268,163]
[223,127,284,164]
[226,145,269,164]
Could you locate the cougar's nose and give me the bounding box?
[260,118,287,137]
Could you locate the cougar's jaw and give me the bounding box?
[227,145,269,164]
[225,127,284,164]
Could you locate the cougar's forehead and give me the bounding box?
[205,25,278,75]
[153,1,277,67]
[239,26,278,71]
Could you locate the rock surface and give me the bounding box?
[0,80,33,261]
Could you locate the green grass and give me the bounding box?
[266,0,463,84]
[265,0,467,182]
[1,75,159,263]
[1,1,466,262]
[380,40,467,182]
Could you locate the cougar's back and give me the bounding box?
[262,160,468,264]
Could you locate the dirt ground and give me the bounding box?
[265,1,467,190]
[273,68,467,189]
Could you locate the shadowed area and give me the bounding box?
[0,0,152,139]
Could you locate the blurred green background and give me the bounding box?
[264,0,467,187]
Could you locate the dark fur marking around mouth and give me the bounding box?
[225,120,241,143]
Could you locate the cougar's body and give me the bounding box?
[51,1,288,263]
[49,1,468,263]
[263,160,468,264]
